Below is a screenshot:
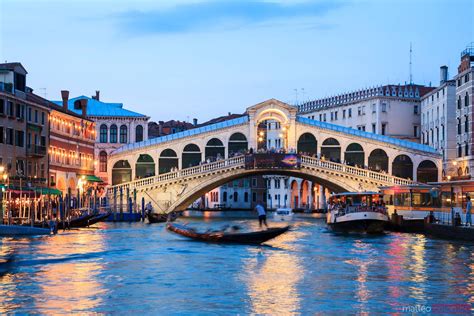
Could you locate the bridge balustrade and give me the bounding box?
[108,154,413,194]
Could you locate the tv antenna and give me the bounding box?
[409,42,413,84]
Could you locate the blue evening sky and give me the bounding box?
[0,0,472,122]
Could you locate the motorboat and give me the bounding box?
[273,208,294,222]
[327,192,389,233]
[167,223,290,244]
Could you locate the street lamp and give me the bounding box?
[0,166,9,225]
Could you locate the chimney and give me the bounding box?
[193,118,198,126]
[158,121,164,135]
[61,90,69,110]
[95,90,100,101]
[440,65,448,84]
[79,99,88,117]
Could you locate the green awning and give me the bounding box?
[80,175,104,183]
[34,187,63,195]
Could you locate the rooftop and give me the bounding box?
[51,95,148,118]
[298,84,434,114]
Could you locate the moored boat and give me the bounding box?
[87,212,112,226]
[327,192,389,233]
[166,223,290,244]
[0,224,51,236]
[147,211,178,224]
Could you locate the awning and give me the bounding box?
[34,187,63,195]
[79,175,104,183]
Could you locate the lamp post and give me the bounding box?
[0,166,9,225]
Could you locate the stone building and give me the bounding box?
[52,92,149,184]
[420,66,457,178]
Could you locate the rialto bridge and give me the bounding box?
[107,99,441,213]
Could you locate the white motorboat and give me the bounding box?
[326,192,389,233]
[273,208,294,222]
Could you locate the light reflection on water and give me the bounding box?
[0,217,473,314]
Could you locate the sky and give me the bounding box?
[0,0,473,123]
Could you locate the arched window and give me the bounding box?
[110,124,118,143]
[99,124,108,143]
[465,93,470,107]
[223,192,227,202]
[120,125,128,143]
[135,125,143,142]
[244,192,249,203]
[233,192,238,202]
[99,151,107,172]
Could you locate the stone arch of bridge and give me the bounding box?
[165,168,362,213]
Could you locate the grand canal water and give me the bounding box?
[1,215,473,314]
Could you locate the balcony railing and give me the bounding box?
[27,144,47,157]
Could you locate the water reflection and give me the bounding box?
[241,227,305,315]
[1,230,106,314]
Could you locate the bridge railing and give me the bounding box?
[300,156,412,185]
[108,154,413,194]
[108,156,246,194]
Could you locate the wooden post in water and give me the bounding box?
[113,187,117,221]
[119,187,123,221]
[133,188,137,214]
[141,197,145,221]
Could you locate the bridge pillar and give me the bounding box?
[319,185,326,211]
[287,113,297,150]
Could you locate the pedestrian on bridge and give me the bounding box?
[255,203,268,229]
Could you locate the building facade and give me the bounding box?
[298,84,434,143]
[52,92,149,184]
[0,63,50,190]
[48,93,96,197]
[452,44,474,178]
[420,66,457,178]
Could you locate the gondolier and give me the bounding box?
[255,203,268,229]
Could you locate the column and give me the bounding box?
[319,185,326,210]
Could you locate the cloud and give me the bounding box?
[114,0,346,35]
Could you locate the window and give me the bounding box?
[466,73,470,83]
[372,124,376,133]
[458,145,462,158]
[414,105,419,114]
[330,112,334,121]
[99,151,107,172]
[357,125,366,131]
[7,101,13,116]
[6,128,13,145]
[458,118,462,135]
[28,107,31,121]
[358,107,362,116]
[233,192,238,202]
[414,126,418,138]
[319,114,322,121]
[381,103,387,113]
[458,79,461,87]
[0,99,4,115]
[465,93,470,107]
[252,192,256,202]
[274,179,280,189]
[136,125,144,142]
[223,192,227,202]
[34,110,38,123]
[465,115,469,133]
[252,178,257,187]
[466,142,469,156]
[323,113,326,121]
[110,124,117,143]
[100,124,108,143]
[15,130,24,147]
[381,123,386,136]
[41,112,45,125]
[244,192,249,203]
[334,111,338,120]
[0,126,3,143]
[119,125,127,143]
[442,125,445,140]
[348,108,352,117]
[458,96,462,109]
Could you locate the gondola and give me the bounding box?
[58,213,96,229]
[147,212,178,224]
[166,223,290,244]
[86,212,112,226]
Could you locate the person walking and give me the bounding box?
[466,195,472,226]
[255,203,268,229]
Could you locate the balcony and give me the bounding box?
[0,82,13,93]
[27,144,47,157]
